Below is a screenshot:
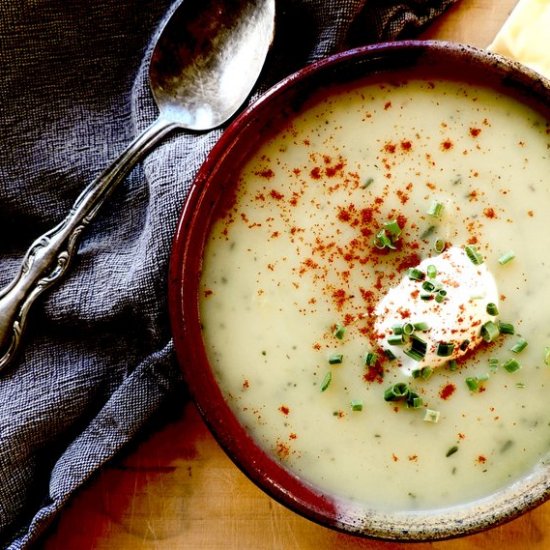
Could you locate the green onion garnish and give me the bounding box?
[410,334,428,354]
[407,268,425,281]
[544,347,550,366]
[437,342,454,357]
[413,321,430,332]
[421,225,436,239]
[498,321,515,335]
[404,348,425,362]
[435,289,447,303]
[503,358,521,373]
[402,322,415,336]
[498,250,515,265]
[374,229,395,250]
[364,351,378,366]
[383,348,397,360]
[328,353,343,364]
[486,302,499,316]
[362,177,374,189]
[387,335,405,346]
[384,382,410,402]
[426,264,437,279]
[422,280,435,292]
[464,245,484,265]
[447,359,458,371]
[423,409,440,423]
[510,338,528,354]
[320,372,332,392]
[350,399,363,411]
[412,366,433,380]
[446,446,459,457]
[384,219,402,238]
[465,377,479,391]
[488,358,500,372]
[420,293,434,301]
[427,200,444,218]
[434,238,446,253]
[460,339,470,351]
[480,320,500,343]
[406,392,424,409]
[333,324,346,339]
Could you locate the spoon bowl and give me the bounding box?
[0,0,275,370]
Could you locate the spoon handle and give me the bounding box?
[0,116,178,371]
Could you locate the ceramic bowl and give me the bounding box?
[169,41,550,541]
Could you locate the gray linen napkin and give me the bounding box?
[0,0,456,547]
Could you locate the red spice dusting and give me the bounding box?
[483,207,496,219]
[392,453,399,462]
[384,101,392,110]
[257,168,275,179]
[279,405,290,415]
[363,364,385,384]
[408,455,418,462]
[289,433,297,440]
[203,289,213,298]
[275,440,290,459]
[270,189,284,200]
[441,139,453,150]
[470,127,481,137]
[242,379,250,389]
[401,140,412,151]
[310,167,322,179]
[332,288,348,310]
[476,455,487,464]
[399,309,411,319]
[397,253,421,272]
[439,383,456,400]
[528,210,534,217]
[384,142,397,154]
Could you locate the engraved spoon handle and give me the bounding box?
[0,115,178,370]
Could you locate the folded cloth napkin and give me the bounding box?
[0,0,457,547]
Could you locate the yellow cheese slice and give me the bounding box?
[488,0,550,79]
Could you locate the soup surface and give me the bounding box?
[199,74,550,511]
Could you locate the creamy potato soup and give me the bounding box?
[199,74,550,511]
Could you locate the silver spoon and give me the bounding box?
[0,0,275,371]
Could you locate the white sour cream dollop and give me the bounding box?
[374,246,499,375]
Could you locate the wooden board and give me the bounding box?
[43,1,550,548]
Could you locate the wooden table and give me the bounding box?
[43,1,550,548]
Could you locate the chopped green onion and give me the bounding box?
[477,373,490,382]
[422,280,435,292]
[544,347,550,366]
[516,382,526,389]
[383,348,397,361]
[446,446,459,457]
[498,250,515,265]
[435,289,447,303]
[465,377,479,391]
[498,321,515,335]
[480,320,500,343]
[437,342,454,357]
[464,245,484,265]
[320,372,332,392]
[421,225,436,239]
[459,339,470,351]
[407,268,425,281]
[333,324,346,339]
[510,338,528,354]
[402,322,415,336]
[387,335,405,346]
[364,351,378,366]
[406,392,424,409]
[362,177,374,189]
[384,382,410,402]
[412,366,433,380]
[384,219,402,238]
[427,200,444,218]
[410,334,428,355]
[413,322,430,332]
[404,348,425,362]
[423,409,440,423]
[350,399,363,411]
[420,293,434,301]
[488,358,500,372]
[374,229,395,250]
[434,238,446,253]
[328,353,343,365]
[391,324,404,335]
[486,302,499,316]
[447,359,458,371]
[503,358,521,373]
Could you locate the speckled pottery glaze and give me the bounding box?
[169,41,550,541]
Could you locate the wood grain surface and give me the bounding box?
[43,0,550,548]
